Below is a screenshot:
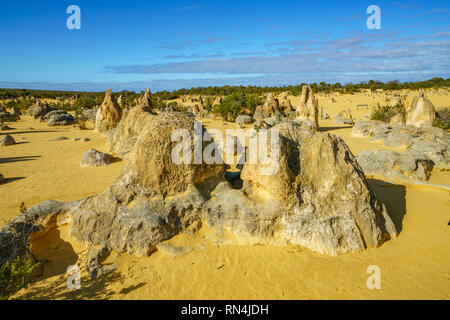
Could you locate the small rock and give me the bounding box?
[0,135,16,146]
[80,149,115,167]
[50,136,69,141]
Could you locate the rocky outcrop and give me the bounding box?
[296,86,319,130]
[95,89,123,133]
[0,114,399,270]
[335,109,354,125]
[0,201,79,265]
[406,91,436,127]
[107,105,156,155]
[224,122,397,254]
[352,121,450,184]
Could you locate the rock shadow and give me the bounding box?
[30,228,78,281]
[0,155,41,164]
[319,125,354,132]
[0,177,25,185]
[367,178,407,234]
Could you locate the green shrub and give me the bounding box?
[213,93,246,121]
[433,108,450,130]
[370,103,405,123]
[0,256,42,300]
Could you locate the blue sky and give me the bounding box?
[0,0,449,92]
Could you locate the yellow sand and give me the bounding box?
[1,92,449,300]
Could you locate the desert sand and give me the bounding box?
[1,91,449,300]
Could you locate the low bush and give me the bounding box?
[0,256,42,300]
[370,103,405,123]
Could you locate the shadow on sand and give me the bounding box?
[367,178,407,234]
[0,155,41,164]
[0,177,25,185]
[319,125,354,132]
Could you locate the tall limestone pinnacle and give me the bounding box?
[296,85,319,130]
[95,88,123,133]
[406,90,436,127]
[139,88,155,112]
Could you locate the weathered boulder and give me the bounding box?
[80,149,115,167]
[80,108,97,122]
[0,123,12,131]
[45,110,75,126]
[296,86,319,130]
[95,89,123,133]
[335,109,354,125]
[0,134,16,146]
[28,102,54,119]
[406,91,436,127]
[235,115,254,126]
[0,112,16,122]
[254,94,280,120]
[352,121,450,183]
[357,149,434,181]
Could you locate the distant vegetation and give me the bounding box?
[0,78,448,120]
[213,93,262,121]
[1,77,448,101]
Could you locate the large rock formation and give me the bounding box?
[95,89,123,133]
[70,112,227,256]
[107,104,156,155]
[406,91,436,127]
[296,86,319,130]
[0,113,398,267]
